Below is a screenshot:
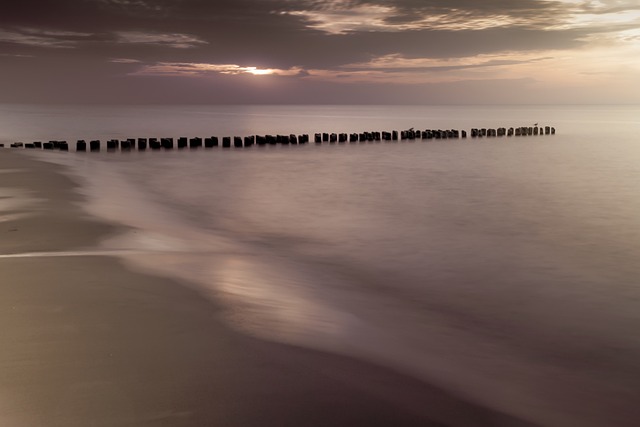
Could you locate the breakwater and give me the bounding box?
[2,125,555,151]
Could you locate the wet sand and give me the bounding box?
[0,150,535,427]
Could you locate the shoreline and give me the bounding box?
[0,150,536,426]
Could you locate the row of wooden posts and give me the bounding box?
[3,126,555,151]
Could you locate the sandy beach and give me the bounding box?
[0,150,537,427]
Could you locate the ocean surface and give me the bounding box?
[2,104,640,426]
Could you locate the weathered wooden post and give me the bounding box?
[256,136,266,146]
[392,130,398,141]
[107,139,118,151]
[89,140,100,151]
[300,134,309,144]
[161,138,174,149]
[178,137,188,149]
[315,133,322,143]
[289,134,298,145]
[190,137,203,148]
[245,136,255,147]
[138,138,147,150]
[222,137,231,148]
[33,142,42,148]
[76,140,87,151]
[43,142,54,150]
[121,140,131,151]
[59,141,69,151]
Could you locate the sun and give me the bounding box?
[246,67,274,75]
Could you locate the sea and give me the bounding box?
[2,104,640,427]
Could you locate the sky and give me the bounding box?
[1,0,639,104]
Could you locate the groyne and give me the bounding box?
[3,125,555,152]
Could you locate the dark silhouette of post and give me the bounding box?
[161,138,174,149]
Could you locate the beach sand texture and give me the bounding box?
[0,150,535,427]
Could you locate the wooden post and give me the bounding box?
[161,138,174,149]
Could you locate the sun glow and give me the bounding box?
[131,62,304,77]
[246,67,274,75]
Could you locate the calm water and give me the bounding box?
[3,104,640,426]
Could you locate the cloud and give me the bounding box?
[0,27,92,48]
[114,31,207,48]
[0,53,34,57]
[343,53,554,73]
[1,0,639,103]
[131,62,306,77]
[109,57,142,63]
[280,0,569,34]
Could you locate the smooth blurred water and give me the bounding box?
[4,104,640,427]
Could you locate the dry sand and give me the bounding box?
[0,150,535,427]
